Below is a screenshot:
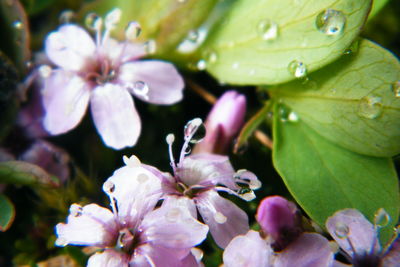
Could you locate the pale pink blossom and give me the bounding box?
[326,208,400,267]
[144,118,261,248]
[55,155,208,267]
[40,9,184,149]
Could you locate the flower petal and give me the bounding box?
[118,61,184,104]
[275,233,334,267]
[223,230,272,267]
[55,204,117,247]
[141,196,208,249]
[42,70,90,135]
[382,237,400,267]
[45,24,95,71]
[103,162,162,228]
[101,38,146,64]
[87,250,129,267]
[90,84,141,150]
[132,244,191,267]
[178,154,237,188]
[196,190,249,248]
[326,209,380,256]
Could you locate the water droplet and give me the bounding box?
[184,118,206,144]
[315,9,346,36]
[358,95,383,119]
[279,105,293,122]
[257,19,278,40]
[374,208,390,228]
[85,12,102,31]
[334,222,349,238]
[205,50,218,64]
[69,204,83,217]
[392,81,400,98]
[187,30,199,42]
[344,39,359,55]
[59,10,75,24]
[196,59,207,70]
[177,28,207,54]
[214,212,227,224]
[13,20,23,30]
[288,60,307,78]
[288,111,299,122]
[131,81,149,99]
[125,21,141,41]
[38,65,52,78]
[144,40,157,54]
[103,180,115,194]
[55,237,68,247]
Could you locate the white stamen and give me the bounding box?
[191,248,204,261]
[38,65,52,78]
[123,155,141,167]
[103,180,115,194]
[166,134,175,145]
[125,21,141,41]
[249,179,262,190]
[105,8,122,30]
[69,204,83,217]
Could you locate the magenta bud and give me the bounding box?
[256,196,302,251]
[194,91,246,154]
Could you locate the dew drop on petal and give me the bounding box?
[358,95,383,119]
[133,81,149,98]
[13,20,23,30]
[59,10,75,24]
[334,222,349,239]
[103,180,115,194]
[391,81,400,98]
[214,212,227,224]
[288,60,307,78]
[315,9,346,36]
[374,208,390,228]
[257,19,278,40]
[55,237,69,247]
[125,21,141,41]
[184,118,206,144]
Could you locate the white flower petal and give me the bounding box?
[45,24,95,71]
[90,84,141,150]
[42,70,90,135]
[118,61,184,105]
[87,250,129,267]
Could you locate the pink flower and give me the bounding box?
[145,118,261,248]
[326,208,400,267]
[40,9,184,149]
[55,155,208,267]
[193,91,246,154]
[223,196,334,267]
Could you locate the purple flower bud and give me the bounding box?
[193,91,246,154]
[256,196,302,251]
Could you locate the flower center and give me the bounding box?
[116,227,141,254]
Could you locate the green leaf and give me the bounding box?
[80,0,218,55]
[0,193,15,232]
[0,161,59,187]
[269,39,400,157]
[369,0,390,19]
[200,0,372,85]
[0,0,31,74]
[272,103,399,244]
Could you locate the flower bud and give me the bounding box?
[256,196,302,251]
[193,91,246,154]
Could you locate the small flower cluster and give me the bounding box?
[55,116,261,266]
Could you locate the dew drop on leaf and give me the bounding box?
[288,111,299,122]
[196,59,207,70]
[358,95,383,119]
[257,19,278,40]
[315,9,346,36]
[288,60,307,78]
[205,50,218,64]
[374,208,390,228]
[392,81,400,98]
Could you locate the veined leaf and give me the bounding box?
[368,0,390,19]
[272,104,399,244]
[269,39,400,157]
[0,194,15,232]
[201,0,372,85]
